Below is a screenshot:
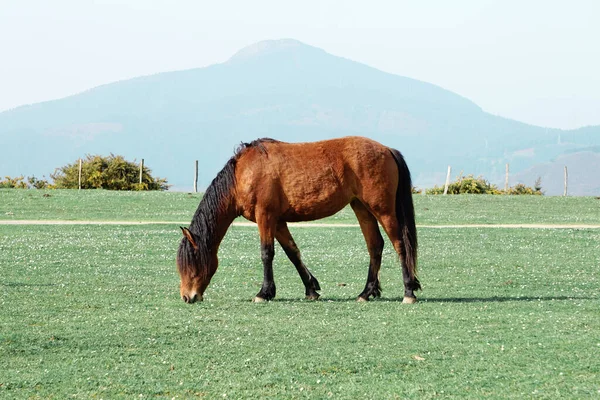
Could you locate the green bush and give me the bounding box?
[50,154,169,191]
[426,174,501,195]
[426,174,543,195]
[507,183,543,195]
[0,176,51,189]
[27,176,50,189]
[507,177,543,195]
[0,176,28,189]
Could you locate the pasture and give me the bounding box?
[1,190,599,398]
[2,189,600,225]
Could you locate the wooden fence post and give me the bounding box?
[194,160,199,193]
[443,165,451,195]
[139,159,144,184]
[78,158,82,190]
[563,166,568,196]
[504,163,509,193]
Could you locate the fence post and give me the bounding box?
[443,166,451,195]
[504,163,509,193]
[194,160,199,193]
[139,159,144,184]
[78,158,82,190]
[563,166,568,196]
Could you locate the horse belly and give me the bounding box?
[280,173,351,222]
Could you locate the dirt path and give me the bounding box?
[1,220,600,229]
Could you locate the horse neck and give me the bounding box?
[190,193,238,254]
[211,201,238,252]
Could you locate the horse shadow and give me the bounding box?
[262,295,596,303]
[415,295,596,303]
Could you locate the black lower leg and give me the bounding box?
[257,242,276,300]
[281,246,320,297]
[401,257,420,299]
[359,262,381,300]
[358,236,383,300]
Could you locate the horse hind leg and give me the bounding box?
[275,222,321,300]
[377,214,419,303]
[351,200,384,302]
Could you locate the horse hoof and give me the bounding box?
[252,297,267,303]
[305,294,320,301]
[402,296,417,304]
[357,296,369,302]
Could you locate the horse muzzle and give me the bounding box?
[182,293,202,303]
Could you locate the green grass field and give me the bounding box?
[2,189,600,225]
[1,190,599,398]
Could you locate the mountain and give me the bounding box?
[514,151,600,196]
[1,39,599,195]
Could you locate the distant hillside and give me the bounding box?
[514,151,600,196]
[1,39,599,195]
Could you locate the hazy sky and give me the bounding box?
[1,0,598,130]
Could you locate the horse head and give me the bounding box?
[177,227,218,303]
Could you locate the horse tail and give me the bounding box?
[388,148,421,291]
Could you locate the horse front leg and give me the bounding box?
[254,212,277,302]
[276,222,321,300]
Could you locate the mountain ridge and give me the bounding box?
[1,39,598,194]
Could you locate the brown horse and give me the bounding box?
[177,136,420,303]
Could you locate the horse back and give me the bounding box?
[234,136,398,222]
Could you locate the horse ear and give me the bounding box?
[180,227,198,250]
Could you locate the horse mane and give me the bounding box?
[177,138,279,277]
[239,137,279,156]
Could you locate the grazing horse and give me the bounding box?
[177,136,420,303]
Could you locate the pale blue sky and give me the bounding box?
[1,0,598,129]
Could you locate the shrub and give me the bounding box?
[0,176,28,189]
[426,174,543,195]
[0,176,51,189]
[506,177,543,195]
[50,154,169,190]
[426,174,502,195]
[27,176,50,189]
